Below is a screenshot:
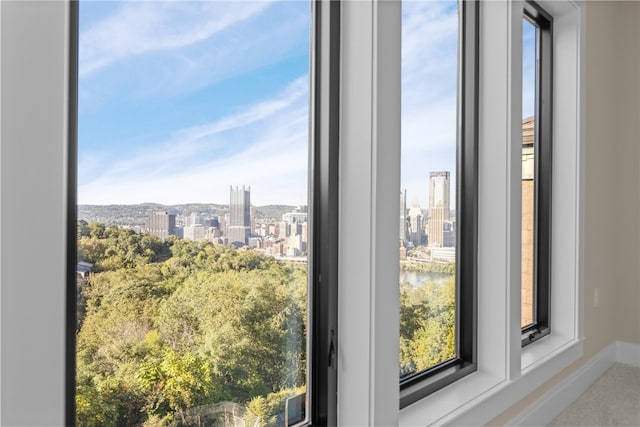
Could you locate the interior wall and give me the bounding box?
[581,0,619,356]
[489,1,640,424]
[611,1,640,345]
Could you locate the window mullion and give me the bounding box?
[309,1,340,424]
[337,0,400,424]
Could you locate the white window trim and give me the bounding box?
[338,0,584,425]
[338,1,401,424]
[0,1,71,425]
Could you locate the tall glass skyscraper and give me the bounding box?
[228,185,251,245]
[428,171,450,247]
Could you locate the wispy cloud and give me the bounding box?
[78,1,462,207]
[175,76,308,144]
[401,1,459,207]
[79,1,270,77]
[79,75,309,205]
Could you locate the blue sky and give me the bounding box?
[523,18,537,119]
[79,0,310,205]
[79,0,535,207]
[401,2,537,210]
[401,0,458,209]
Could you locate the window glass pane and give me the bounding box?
[522,18,537,329]
[76,2,310,425]
[400,0,458,379]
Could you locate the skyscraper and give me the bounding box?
[185,212,202,227]
[428,171,450,247]
[408,202,424,246]
[228,185,251,245]
[146,211,176,240]
[400,189,408,243]
[183,224,205,241]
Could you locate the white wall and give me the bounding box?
[0,1,70,425]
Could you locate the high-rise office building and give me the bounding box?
[146,211,176,240]
[278,221,289,239]
[428,171,451,247]
[183,224,205,241]
[185,212,202,227]
[282,208,308,224]
[408,202,424,246]
[250,205,256,236]
[228,185,251,245]
[400,189,408,243]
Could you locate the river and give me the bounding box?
[399,269,453,288]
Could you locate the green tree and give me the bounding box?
[78,219,90,239]
[245,386,306,427]
[137,349,223,420]
[399,276,456,374]
[78,237,107,266]
[76,385,118,427]
[87,222,106,239]
[76,224,308,425]
[156,265,306,402]
[410,308,456,371]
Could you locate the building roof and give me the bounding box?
[76,261,93,275]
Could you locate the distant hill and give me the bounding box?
[78,203,299,228]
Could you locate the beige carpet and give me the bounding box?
[549,363,640,426]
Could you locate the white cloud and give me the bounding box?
[175,76,308,143]
[402,1,458,96]
[78,1,461,207]
[79,75,310,205]
[79,1,270,77]
[401,1,459,207]
[79,128,309,205]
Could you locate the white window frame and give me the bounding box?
[337,0,584,425]
[0,1,71,425]
[0,0,583,425]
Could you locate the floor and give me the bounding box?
[549,363,640,427]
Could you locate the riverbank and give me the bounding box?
[400,259,455,274]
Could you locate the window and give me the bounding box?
[521,0,552,346]
[0,0,584,425]
[71,1,337,426]
[399,0,478,406]
[399,0,583,423]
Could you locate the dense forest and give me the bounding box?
[399,276,455,377]
[76,221,455,426]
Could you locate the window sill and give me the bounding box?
[399,370,502,426]
[522,333,577,371]
[399,337,584,426]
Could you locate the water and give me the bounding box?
[399,269,452,288]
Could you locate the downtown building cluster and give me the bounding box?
[400,171,456,263]
[145,185,308,259]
